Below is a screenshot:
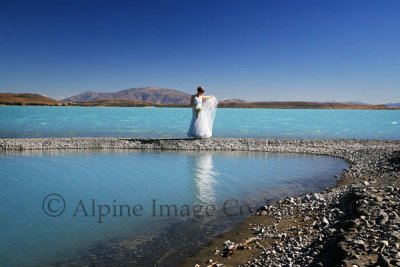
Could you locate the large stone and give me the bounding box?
[378,253,390,267]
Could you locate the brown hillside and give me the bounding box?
[0,93,59,105]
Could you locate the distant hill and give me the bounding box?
[218,101,393,109]
[320,101,369,105]
[386,103,400,107]
[347,101,369,105]
[0,93,58,105]
[63,87,191,105]
[221,98,247,103]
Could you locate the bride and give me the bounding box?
[187,86,218,138]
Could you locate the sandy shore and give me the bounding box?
[1,138,400,266]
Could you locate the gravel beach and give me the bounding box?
[1,137,400,267]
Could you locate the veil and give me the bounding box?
[201,96,218,131]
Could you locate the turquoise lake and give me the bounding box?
[0,106,399,139]
[0,150,347,266]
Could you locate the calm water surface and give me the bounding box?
[0,150,347,266]
[0,106,399,139]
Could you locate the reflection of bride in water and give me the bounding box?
[193,152,218,205]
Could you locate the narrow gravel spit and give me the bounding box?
[1,137,400,267]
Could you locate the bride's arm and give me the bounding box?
[190,96,198,111]
[190,95,194,106]
[202,95,215,100]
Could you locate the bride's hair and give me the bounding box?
[197,86,205,94]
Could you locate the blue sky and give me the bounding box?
[0,0,399,103]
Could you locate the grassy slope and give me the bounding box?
[0,93,59,105]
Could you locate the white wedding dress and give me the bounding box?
[187,95,218,138]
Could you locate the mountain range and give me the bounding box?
[63,87,191,105]
[385,103,400,107]
[0,87,399,109]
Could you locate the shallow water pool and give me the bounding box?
[0,150,347,266]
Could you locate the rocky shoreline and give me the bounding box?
[1,138,400,266]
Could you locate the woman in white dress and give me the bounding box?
[187,86,218,138]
